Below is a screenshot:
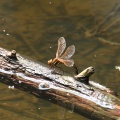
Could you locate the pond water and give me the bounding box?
[0,0,120,120]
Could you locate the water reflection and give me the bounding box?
[0,0,120,120]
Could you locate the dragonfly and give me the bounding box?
[48,37,77,74]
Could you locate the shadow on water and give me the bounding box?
[0,0,120,120]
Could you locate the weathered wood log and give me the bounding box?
[0,47,120,120]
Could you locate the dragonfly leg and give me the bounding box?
[56,66,64,75]
[51,65,64,75]
[50,64,56,74]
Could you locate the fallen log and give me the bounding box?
[0,47,120,120]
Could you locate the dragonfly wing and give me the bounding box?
[56,37,66,58]
[60,45,75,59]
[59,59,74,67]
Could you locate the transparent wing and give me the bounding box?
[56,37,66,58]
[60,45,75,59]
[59,59,74,67]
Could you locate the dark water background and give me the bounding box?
[0,0,120,120]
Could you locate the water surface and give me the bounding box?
[0,0,120,120]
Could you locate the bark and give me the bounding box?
[0,47,120,120]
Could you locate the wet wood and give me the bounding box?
[0,47,120,120]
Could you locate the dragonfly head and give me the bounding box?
[48,59,53,66]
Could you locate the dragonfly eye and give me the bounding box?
[48,59,53,65]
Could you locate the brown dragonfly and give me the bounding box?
[48,37,76,73]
